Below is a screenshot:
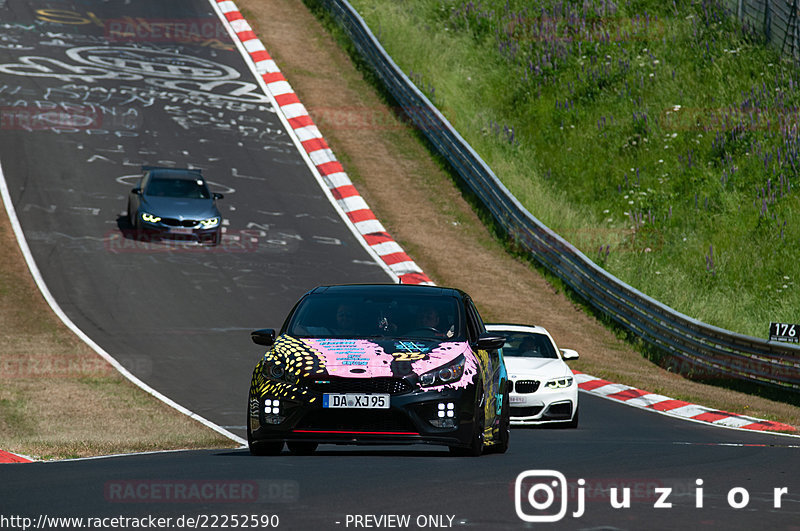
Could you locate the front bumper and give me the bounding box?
[509,385,577,425]
[136,220,220,244]
[249,384,479,448]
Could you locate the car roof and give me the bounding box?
[143,166,203,181]
[485,323,550,335]
[307,284,465,299]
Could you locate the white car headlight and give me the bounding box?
[544,376,573,389]
[141,213,161,223]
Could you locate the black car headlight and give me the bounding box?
[261,358,291,383]
[420,355,465,387]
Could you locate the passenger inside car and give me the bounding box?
[518,336,541,357]
[512,334,558,359]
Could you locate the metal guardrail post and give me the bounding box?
[765,0,772,39]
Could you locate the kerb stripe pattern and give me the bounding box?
[215,0,432,285]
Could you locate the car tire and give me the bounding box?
[287,442,318,455]
[127,201,137,230]
[249,440,284,456]
[490,389,511,454]
[247,411,284,456]
[565,403,579,429]
[449,386,484,457]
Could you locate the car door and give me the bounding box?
[464,297,502,436]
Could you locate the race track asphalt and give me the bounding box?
[0,1,798,529]
[0,0,391,435]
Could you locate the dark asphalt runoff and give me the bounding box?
[0,1,798,530]
[2,393,799,530]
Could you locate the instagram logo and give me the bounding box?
[514,471,790,521]
[515,470,574,522]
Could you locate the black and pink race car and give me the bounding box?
[247,284,510,456]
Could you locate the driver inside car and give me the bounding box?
[413,305,455,338]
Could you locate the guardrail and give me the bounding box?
[318,0,800,392]
[723,0,800,64]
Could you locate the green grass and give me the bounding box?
[346,0,800,338]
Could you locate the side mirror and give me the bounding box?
[132,187,142,195]
[213,193,224,200]
[251,329,276,346]
[560,348,579,361]
[475,333,505,351]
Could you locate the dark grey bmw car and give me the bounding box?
[127,166,223,245]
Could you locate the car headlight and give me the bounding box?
[200,217,220,229]
[261,360,285,380]
[141,212,161,223]
[544,376,573,389]
[420,356,465,387]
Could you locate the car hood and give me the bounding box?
[140,196,218,219]
[504,357,572,379]
[270,335,474,381]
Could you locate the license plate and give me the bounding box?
[510,396,526,404]
[169,227,194,235]
[323,394,389,409]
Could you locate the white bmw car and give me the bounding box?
[486,324,579,428]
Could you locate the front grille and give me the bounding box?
[514,380,540,394]
[303,377,412,395]
[511,406,544,418]
[161,218,197,227]
[296,409,417,433]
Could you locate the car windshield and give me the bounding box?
[286,294,464,340]
[500,332,558,359]
[146,176,210,199]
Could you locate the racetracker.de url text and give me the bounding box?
[0,514,280,529]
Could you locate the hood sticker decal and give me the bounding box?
[266,337,470,384]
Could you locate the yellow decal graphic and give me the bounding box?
[390,351,426,362]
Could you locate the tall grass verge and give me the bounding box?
[347,0,800,339]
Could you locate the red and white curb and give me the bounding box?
[574,371,797,433]
[212,0,432,285]
[0,450,33,464]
